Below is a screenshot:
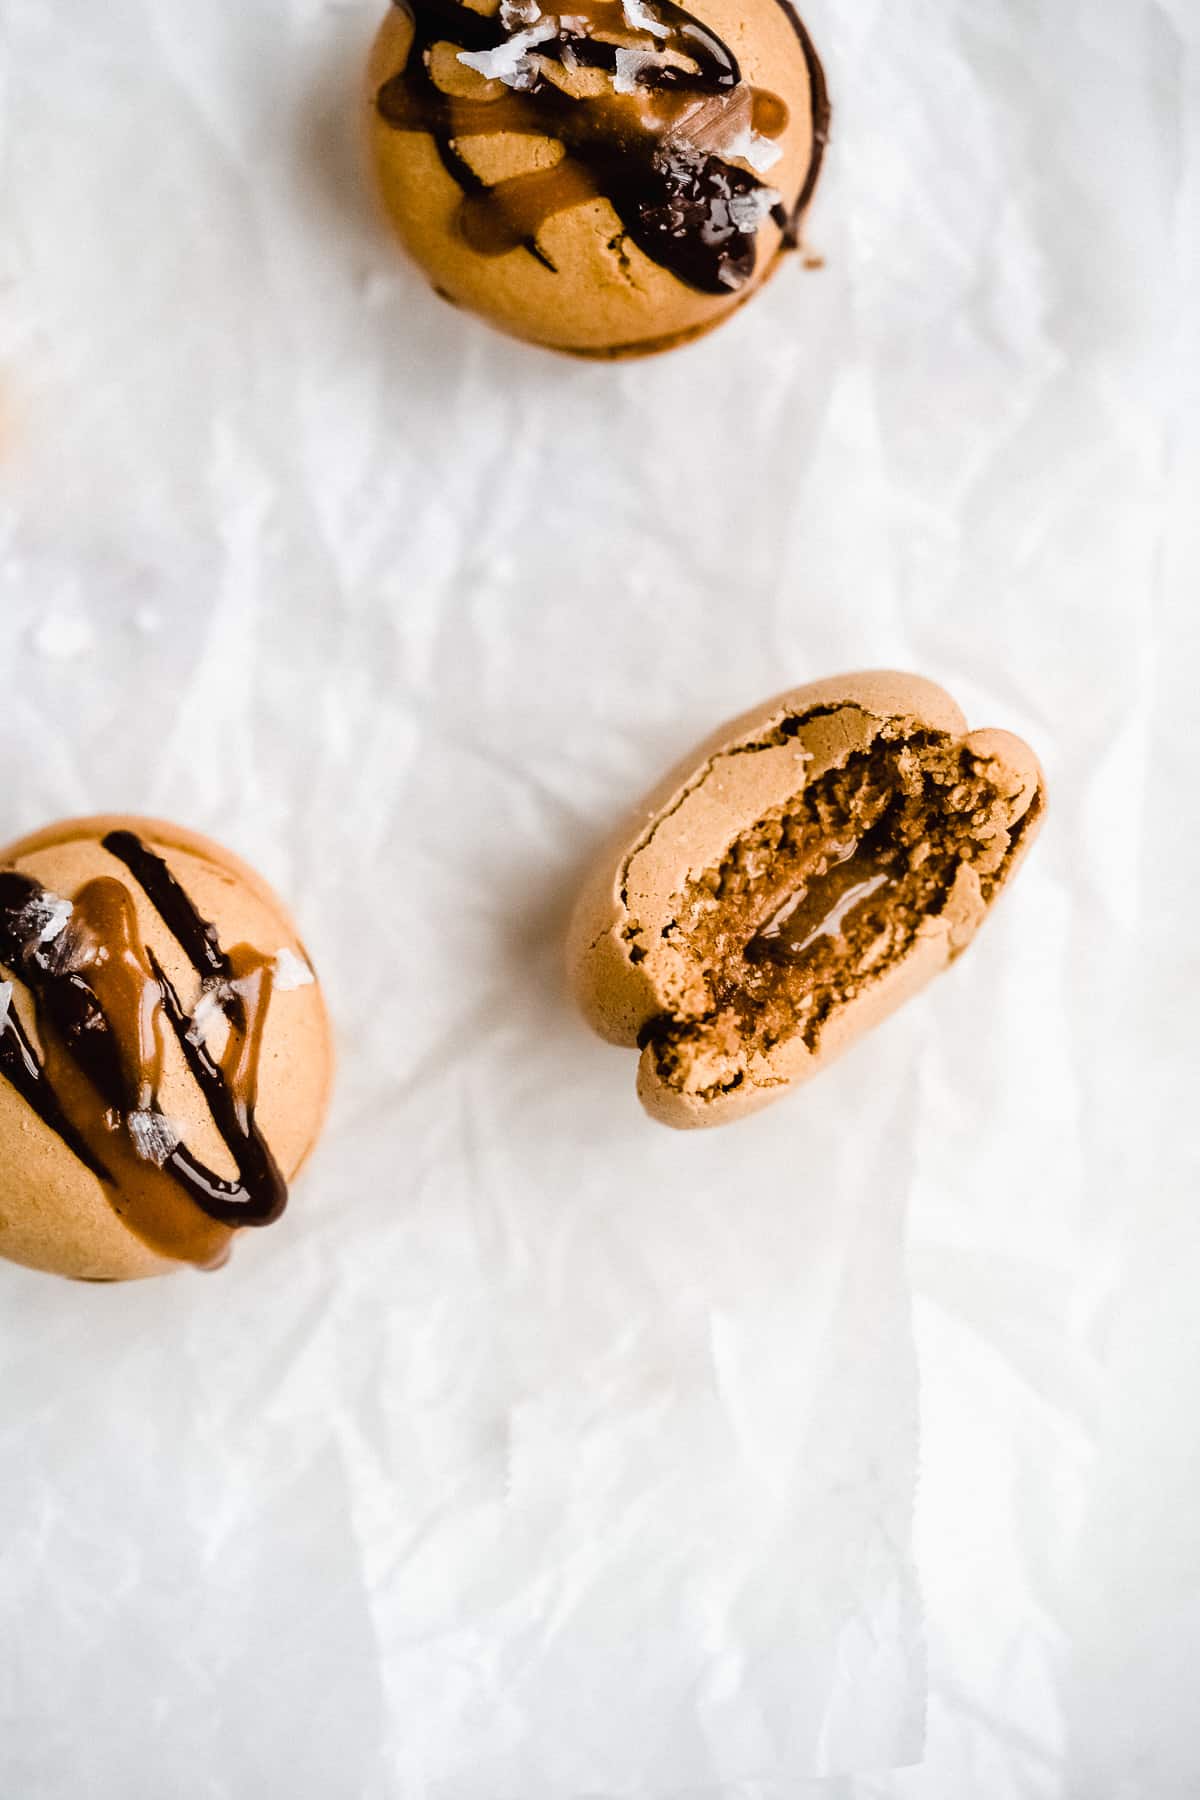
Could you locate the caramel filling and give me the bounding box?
[641,728,1038,1100]
[746,843,894,967]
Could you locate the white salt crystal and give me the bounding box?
[725,126,784,174]
[458,19,556,89]
[728,186,782,233]
[613,46,661,93]
[14,892,74,952]
[128,1110,183,1168]
[0,982,12,1034]
[622,0,669,38]
[186,985,228,1048]
[274,948,315,992]
[36,897,74,944]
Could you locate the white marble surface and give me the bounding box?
[0,0,1195,1796]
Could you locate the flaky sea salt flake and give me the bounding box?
[728,187,782,233]
[37,898,74,944]
[0,982,12,1035]
[500,0,542,25]
[186,985,227,1048]
[128,1110,184,1168]
[613,46,662,93]
[458,19,557,89]
[274,948,315,992]
[13,892,74,955]
[726,126,784,174]
[622,0,669,38]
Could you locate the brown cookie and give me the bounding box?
[365,0,829,358]
[568,673,1046,1127]
[0,817,334,1281]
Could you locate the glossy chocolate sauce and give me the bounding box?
[747,842,894,968]
[376,0,829,294]
[0,833,290,1267]
[0,978,112,1186]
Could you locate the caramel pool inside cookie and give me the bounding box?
[746,842,894,966]
[640,728,1043,1102]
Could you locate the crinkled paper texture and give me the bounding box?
[0,1,1196,1797]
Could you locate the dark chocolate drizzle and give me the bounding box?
[0,833,289,1263]
[375,0,829,295]
[104,830,231,982]
[0,969,112,1186]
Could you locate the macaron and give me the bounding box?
[568,673,1046,1127]
[366,0,829,357]
[0,818,333,1281]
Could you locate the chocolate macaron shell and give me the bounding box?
[632,924,946,1129]
[568,675,1046,1130]
[960,730,1046,833]
[568,672,970,1048]
[366,0,828,358]
[0,818,334,1281]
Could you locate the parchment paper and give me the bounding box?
[1,0,1195,1796]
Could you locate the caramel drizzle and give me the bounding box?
[0,832,289,1267]
[376,0,829,295]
